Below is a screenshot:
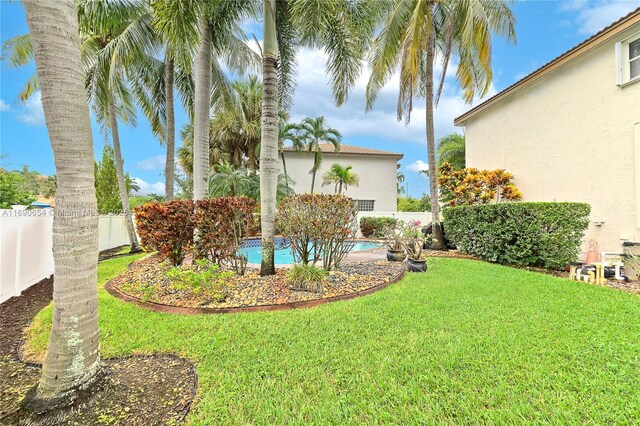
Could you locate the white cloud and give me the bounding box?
[132,177,165,196]
[0,99,10,112]
[16,91,45,126]
[562,0,640,35]
[407,160,429,174]
[287,47,490,146]
[135,155,165,171]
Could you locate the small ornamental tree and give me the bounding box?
[134,200,195,265]
[277,194,358,271]
[437,162,522,207]
[193,196,257,274]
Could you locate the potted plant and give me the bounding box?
[384,223,406,262]
[401,220,428,272]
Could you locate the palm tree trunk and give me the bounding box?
[193,16,212,200]
[164,54,175,201]
[310,170,316,194]
[108,94,141,253]
[281,151,290,193]
[22,0,102,411]
[248,140,256,171]
[426,26,445,250]
[259,0,278,276]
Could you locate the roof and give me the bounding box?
[454,7,640,126]
[283,143,404,159]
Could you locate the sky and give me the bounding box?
[1,0,639,197]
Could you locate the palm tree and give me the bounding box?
[208,163,293,200]
[21,0,101,411]
[278,119,303,193]
[298,116,341,193]
[366,0,515,250]
[322,163,359,194]
[258,0,383,275]
[191,1,258,201]
[437,133,465,169]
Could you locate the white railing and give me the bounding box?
[356,211,433,237]
[0,209,133,303]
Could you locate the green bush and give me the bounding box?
[360,217,397,238]
[166,259,233,301]
[286,264,327,293]
[445,202,590,269]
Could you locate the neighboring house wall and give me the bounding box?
[462,24,640,255]
[280,152,399,211]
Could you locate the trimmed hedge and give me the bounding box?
[444,202,591,269]
[360,217,397,238]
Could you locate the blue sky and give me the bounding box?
[1,0,639,197]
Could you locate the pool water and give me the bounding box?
[241,239,382,265]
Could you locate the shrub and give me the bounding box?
[445,202,591,269]
[134,200,194,266]
[437,162,522,207]
[286,263,327,293]
[166,259,233,301]
[193,196,257,274]
[277,194,358,271]
[360,216,397,238]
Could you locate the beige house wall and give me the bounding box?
[462,25,640,255]
[279,152,399,211]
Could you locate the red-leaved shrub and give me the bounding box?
[134,200,195,266]
[193,196,257,273]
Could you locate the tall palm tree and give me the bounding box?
[298,116,341,193]
[259,0,383,275]
[366,0,515,249]
[437,133,465,169]
[192,1,258,201]
[22,0,101,411]
[322,163,359,194]
[208,163,293,200]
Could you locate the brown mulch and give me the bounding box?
[111,254,405,309]
[1,354,197,426]
[0,270,197,425]
[0,278,53,359]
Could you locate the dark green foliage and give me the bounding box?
[445,202,591,269]
[0,171,36,208]
[95,144,136,213]
[360,217,397,238]
[285,263,327,293]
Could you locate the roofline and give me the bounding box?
[454,7,640,126]
[282,148,404,160]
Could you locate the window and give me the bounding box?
[616,34,640,86]
[357,200,375,212]
[630,38,640,79]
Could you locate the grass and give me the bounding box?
[24,255,640,424]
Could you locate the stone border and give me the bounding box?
[104,263,405,315]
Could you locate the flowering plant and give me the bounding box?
[383,223,404,251]
[400,220,429,260]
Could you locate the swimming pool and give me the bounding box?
[241,238,382,265]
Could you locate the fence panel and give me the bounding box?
[0,210,132,303]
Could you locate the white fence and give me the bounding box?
[0,210,132,303]
[356,211,433,237]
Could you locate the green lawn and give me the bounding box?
[25,255,640,424]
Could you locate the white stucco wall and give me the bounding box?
[462,25,640,255]
[279,152,399,211]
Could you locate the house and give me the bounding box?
[454,8,640,255]
[280,143,403,212]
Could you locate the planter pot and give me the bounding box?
[407,258,427,273]
[386,249,406,262]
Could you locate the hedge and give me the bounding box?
[444,202,591,269]
[359,217,397,238]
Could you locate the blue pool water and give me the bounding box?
[241,238,382,265]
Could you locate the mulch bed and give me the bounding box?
[0,269,197,425]
[110,254,405,310]
[1,354,197,426]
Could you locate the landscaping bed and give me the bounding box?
[1,354,196,426]
[109,254,405,310]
